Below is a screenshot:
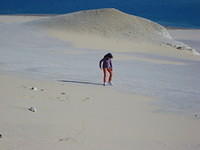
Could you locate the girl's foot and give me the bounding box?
[103,82,112,86]
[108,82,112,86]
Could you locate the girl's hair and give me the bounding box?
[104,53,113,59]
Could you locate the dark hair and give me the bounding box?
[104,53,113,59]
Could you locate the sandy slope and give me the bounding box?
[0,73,200,150]
[25,8,198,56]
[28,8,171,41]
[1,9,200,150]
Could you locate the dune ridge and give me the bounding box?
[28,8,171,41]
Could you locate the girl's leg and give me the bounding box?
[107,68,112,83]
[103,68,107,84]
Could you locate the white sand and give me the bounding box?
[0,73,200,150]
[1,9,200,150]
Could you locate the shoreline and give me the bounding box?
[166,26,200,30]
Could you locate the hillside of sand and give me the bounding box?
[25,8,197,54]
[27,8,171,40]
[1,8,200,150]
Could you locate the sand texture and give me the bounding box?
[0,8,200,150]
[0,74,200,150]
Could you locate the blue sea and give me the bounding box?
[0,0,200,28]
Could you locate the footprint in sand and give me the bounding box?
[21,85,27,89]
[194,114,200,119]
[56,95,70,103]
[61,92,66,95]
[58,137,77,143]
[30,95,36,98]
[28,107,37,112]
[30,87,38,91]
[29,86,45,92]
[82,97,91,102]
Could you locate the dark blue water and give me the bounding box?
[0,0,200,28]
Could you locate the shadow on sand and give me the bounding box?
[58,80,103,86]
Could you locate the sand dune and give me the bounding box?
[25,8,197,54]
[28,8,171,41]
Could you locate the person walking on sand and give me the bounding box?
[99,53,113,86]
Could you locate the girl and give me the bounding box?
[99,53,113,86]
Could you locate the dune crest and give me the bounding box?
[28,8,171,40]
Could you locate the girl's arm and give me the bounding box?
[99,59,103,69]
[110,59,112,69]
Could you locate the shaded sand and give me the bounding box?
[48,30,200,62]
[115,53,186,65]
[0,73,200,150]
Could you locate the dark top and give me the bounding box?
[99,57,112,69]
